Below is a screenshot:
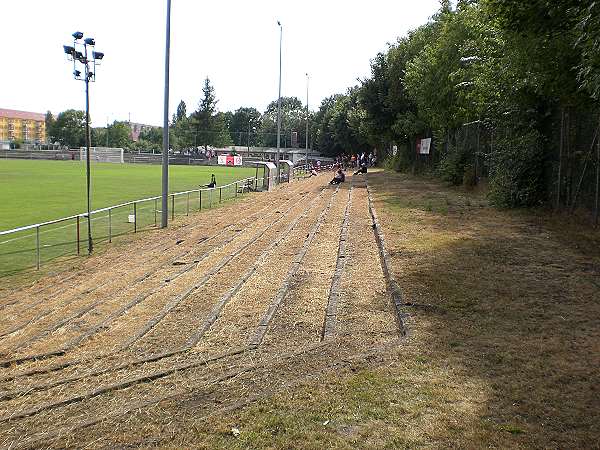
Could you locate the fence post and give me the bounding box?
[199,188,202,211]
[235,182,238,198]
[36,226,40,270]
[209,189,213,208]
[109,209,112,243]
[154,198,157,227]
[219,187,222,203]
[171,194,175,220]
[77,215,80,255]
[187,192,190,216]
[134,202,137,233]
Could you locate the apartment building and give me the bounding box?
[0,108,46,143]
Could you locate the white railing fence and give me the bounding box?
[0,176,267,276]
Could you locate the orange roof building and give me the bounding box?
[0,108,46,143]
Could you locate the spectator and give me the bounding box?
[354,161,368,175]
[329,168,346,185]
[206,174,216,188]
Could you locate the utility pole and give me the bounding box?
[161,0,172,228]
[276,20,282,181]
[248,121,251,156]
[305,73,309,170]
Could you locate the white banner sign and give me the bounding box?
[218,155,243,166]
[419,138,431,155]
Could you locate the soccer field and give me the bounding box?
[0,159,255,230]
[0,159,256,275]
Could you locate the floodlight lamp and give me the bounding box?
[88,71,94,79]
[74,70,81,77]
[72,31,84,40]
[93,51,104,60]
[277,20,281,26]
[84,37,95,46]
[75,51,83,60]
[63,45,75,55]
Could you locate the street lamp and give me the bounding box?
[305,73,309,170]
[247,122,256,156]
[276,20,283,181]
[63,31,104,255]
[161,0,172,228]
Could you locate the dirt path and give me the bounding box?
[0,173,402,448]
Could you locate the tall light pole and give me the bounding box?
[63,32,104,255]
[305,73,309,169]
[161,0,172,228]
[276,20,283,179]
[247,122,256,157]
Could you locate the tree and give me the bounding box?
[44,111,55,143]
[260,97,306,148]
[50,109,86,148]
[135,127,163,152]
[194,77,217,149]
[313,91,369,156]
[575,2,600,99]
[173,100,187,124]
[190,77,232,149]
[230,107,261,146]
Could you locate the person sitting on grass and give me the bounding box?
[329,168,346,185]
[206,174,216,188]
[353,162,367,175]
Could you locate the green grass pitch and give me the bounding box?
[0,159,257,276]
[0,159,255,230]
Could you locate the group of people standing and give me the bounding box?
[335,152,377,170]
[329,150,377,184]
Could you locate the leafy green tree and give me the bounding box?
[174,100,187,123]
[313,90,369,156]
[260,97,307,148]
[575,2,600,99]
[50,109,86,148]
[190,77,232,149]
[139,127,163,146]
[44,111,55,143]
[230,107,261,146]
[106,121,133,149]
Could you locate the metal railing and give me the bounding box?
[0,176,266,276]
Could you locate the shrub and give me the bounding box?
[439,143,469,185]
[488,129,546,207]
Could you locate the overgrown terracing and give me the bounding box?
[0,170,597,448]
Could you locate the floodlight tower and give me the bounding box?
[305,73,309,169]
[276,20,283,180]
[63,31,104,255]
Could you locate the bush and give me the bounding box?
[487,130,546,207]
[384,146,413,172]
[462,164,477,188]
[438,143,469,185]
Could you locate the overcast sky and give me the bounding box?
[3,0,440,127]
